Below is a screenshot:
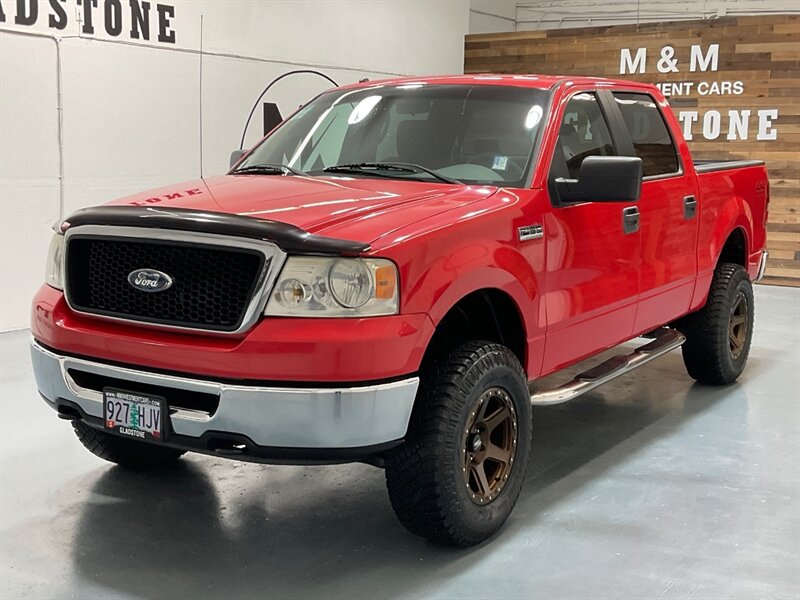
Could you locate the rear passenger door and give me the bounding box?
[609,91,699,333]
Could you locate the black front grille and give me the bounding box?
[66,236,267,331]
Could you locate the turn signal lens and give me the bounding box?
[374,265,397,300]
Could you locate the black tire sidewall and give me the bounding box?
[718,272,755,379]
[385,341,533,545]
[678,263,756,385]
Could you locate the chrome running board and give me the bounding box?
[530,328,686,406]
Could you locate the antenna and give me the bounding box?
[199,14,204,178]
[239,70,338,151]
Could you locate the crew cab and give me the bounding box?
[30,75,769,546]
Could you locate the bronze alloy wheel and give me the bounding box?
[385,341,532,545]
[461,387,518,505]
[678,263,755,386]
[728,290,749,360]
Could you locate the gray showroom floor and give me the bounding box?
[1,286,798,600]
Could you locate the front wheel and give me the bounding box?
[677,263,755,385]
[385,341,532,546]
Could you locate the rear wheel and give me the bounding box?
[677,263,754,385]
[72,421,185,469]
[385,341,532,546]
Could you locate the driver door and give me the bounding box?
[540,90,641,373]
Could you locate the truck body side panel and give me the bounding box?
[538,200,640,375]
[633,170,700,333]
[690,164,768,309]
[372,189,548,378]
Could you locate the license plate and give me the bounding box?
[103,388,167,442]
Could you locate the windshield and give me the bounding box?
[237,84,550,187]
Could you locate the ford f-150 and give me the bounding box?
[31,74,769,546]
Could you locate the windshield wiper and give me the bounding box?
[231,163,306,176]
[322,162,462,185]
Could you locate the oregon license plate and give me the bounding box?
[103,388,167,441]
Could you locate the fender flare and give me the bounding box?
[426,266,533,329]
[692,193,754,309]
[707,195,753,268]
[421,263,542,375]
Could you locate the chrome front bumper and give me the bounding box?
[30,340,418,450]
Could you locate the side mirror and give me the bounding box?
[555,156,643,203]
[229,149,246,168]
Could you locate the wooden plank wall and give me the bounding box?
[465,15,800,286]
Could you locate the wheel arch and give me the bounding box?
[422,285,529,374]
[690,194,755,311]
[707,193,754,271]
[717,226,748,269]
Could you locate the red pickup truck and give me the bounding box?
[31,75,768,546]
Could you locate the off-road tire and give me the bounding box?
[385,341,532,547]
[677,263,754,385]
[72,421,185,469]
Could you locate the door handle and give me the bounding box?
[622,206,639,234]
[683,195,698,220]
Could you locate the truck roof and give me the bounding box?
[338,73,651,91]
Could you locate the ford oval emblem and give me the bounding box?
[127,268,174,293]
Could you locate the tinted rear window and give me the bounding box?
[613,92,679,177]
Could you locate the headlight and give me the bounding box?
[265,257,398,317]
[45,233,65,290]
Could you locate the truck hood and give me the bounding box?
[108,174,499,244]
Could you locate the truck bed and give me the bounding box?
[692,159,769,297]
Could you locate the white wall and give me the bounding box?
[469,0,517,33]
[0,0,469,331]
[515,0,799,30]
[468,0,799,33]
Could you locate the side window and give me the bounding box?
[613,92,679,177]
[552,92,616,179]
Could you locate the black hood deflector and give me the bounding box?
[63,206,370,256]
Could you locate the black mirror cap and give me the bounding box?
[555,156,643,204]
[229,149,246,169]
[580,156,643,202]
